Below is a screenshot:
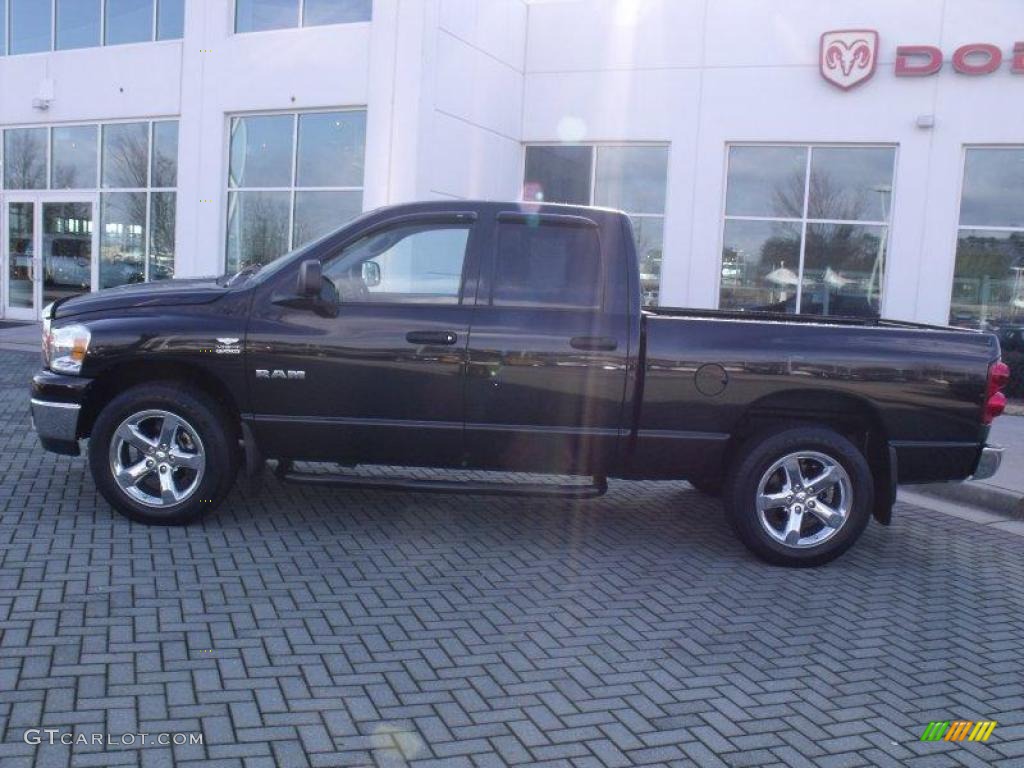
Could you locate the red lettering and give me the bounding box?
[1013,42,1024,73]
[953,43,1002,74]
[895,45,942,76]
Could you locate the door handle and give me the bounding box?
[406,330,458,345]
[570,335,618,352]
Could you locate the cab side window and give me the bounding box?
[324,222,471,304]
[492,220,602,308]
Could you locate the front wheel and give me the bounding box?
[723,426,873,567]
[88,383,238,525]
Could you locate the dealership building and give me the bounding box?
[0,0,1021,328]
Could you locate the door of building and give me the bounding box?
[3,194,98,320]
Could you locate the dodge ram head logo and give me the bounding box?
[215,337,241,355]
[820,30,879,90]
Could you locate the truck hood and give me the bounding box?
[52,277,229,319]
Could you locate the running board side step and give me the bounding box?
[276,465,608,499]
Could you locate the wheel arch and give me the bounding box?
[80,361,242,441]
[726,388,895,525]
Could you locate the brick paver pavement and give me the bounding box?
[1,349,1023,767]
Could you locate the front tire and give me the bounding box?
[88,383,238,525]
[723,426,873,567]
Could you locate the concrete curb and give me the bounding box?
[899,489,1024,536]
[908,481,1024,519]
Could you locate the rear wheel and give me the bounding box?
[89,383,238,525]
[724,426,873,566]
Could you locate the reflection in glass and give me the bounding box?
[0,1,6,55]
[959,148,1024,229]
[102,123,149,188]
[523,146,592,206]
[226,191,291,272]
[235,0,298,33]
[950,230,1024,329]
[52,125,99,189]
[719,219,802,313]
[303,0,372,26]
[105,0,153,45]
[326,225,469,304]
[229,115,294,188]
[595,146,669,214]
[296,112,366,188]
[100,192,147,288]
[4,128,48,190]
[7,203,34,309]
[151,121,179,188]
[149,192,176,280]
[43,202,94,304]
[494,222,602,309]
[156,0,185,40]
[56,0,102,50]
[808,147,895,222]
[725,146,807,218]
[801,223,885,317]
[9,0,52,54]
[293,190,362,247]
[631,216,664,307]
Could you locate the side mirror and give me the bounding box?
[361,261,381,288]
[297,259,322,297]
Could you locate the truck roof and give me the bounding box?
[366,199,628,221]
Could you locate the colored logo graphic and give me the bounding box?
[820,30,879,90]
[920,721,997,742]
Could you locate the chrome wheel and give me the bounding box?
[756,451,852,548]
[108,409,205,508]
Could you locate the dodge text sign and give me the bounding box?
[820,31,1024,89]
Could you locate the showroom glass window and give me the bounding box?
[719,145,896,317]
[1,0,183,55]
[235,0,371,33]
[226,109,367,272]
[98,120,179,286]
[949,148,1024,331]
[522,144,668,306]
[0,119,178,288]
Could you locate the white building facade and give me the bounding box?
[0,0,1022,329]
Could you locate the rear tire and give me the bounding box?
[723,426,873,567]
[88,383,238,525]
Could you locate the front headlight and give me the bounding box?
[44,324,91,375]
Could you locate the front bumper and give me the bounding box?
[972,444,1003,480]
[30,369,92,456]
[30,399,82,455]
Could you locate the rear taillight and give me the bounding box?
[983,360,1010,424]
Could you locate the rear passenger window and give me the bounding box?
[492,220,602,308]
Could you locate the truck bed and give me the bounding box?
[630,308,999,484]
[644,305,977,334]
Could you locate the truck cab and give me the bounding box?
[243,202,636,476]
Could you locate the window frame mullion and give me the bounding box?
[794,146,813,314]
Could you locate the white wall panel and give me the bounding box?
[435,29,522,140]
[526,0,703,72]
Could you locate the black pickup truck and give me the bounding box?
[31,201,1009,565]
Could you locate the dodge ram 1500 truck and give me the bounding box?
[31,201,1009,566]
